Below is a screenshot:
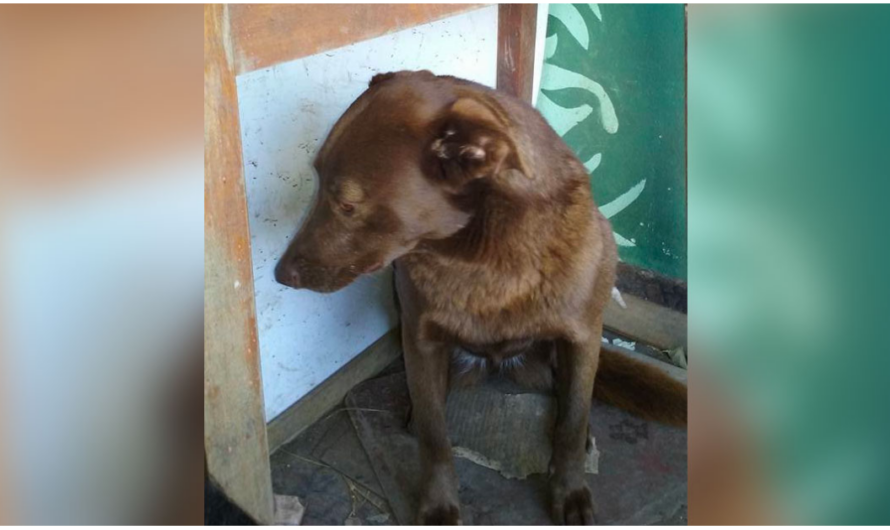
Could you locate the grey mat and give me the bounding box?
[346,371,687,525]
[446,385,599,480]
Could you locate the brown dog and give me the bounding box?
[275,70,685,525]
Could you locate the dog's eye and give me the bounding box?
[339,202,355,215]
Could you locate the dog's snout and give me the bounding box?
[274,260,301,288]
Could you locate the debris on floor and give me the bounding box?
[665,346,688,369]
[274,494,305,525]
[611,338,638,351]
[611,286,628,309]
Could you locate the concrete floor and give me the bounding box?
[271,407,396,525]
[269,357,687,526]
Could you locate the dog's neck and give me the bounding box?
[416,174,593,271]
[401,174,597,317]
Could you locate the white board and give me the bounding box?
[237,6,499,420]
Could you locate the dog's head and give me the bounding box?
[275,70,527,292]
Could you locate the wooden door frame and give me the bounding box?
[204,4,539,522]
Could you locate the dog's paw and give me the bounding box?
[550,477,596,525]
[417,502,461,525]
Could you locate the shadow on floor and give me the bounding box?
[205,475,257,525]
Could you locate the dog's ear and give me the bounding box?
[369,70,435,87]
[430,97,527,180]
[369,72,398,86]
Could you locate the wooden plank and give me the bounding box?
[601,342,687,384]
[497,4,538,103]
[604,293,687,351]
[230,4,485,75]
[615,261,687,314]
[204,4,273,525]
[267,327,402,454]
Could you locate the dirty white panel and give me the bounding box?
[237,6,499,420]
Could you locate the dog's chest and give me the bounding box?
[409,258,552,314]
[403,256,567,342]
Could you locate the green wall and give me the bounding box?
[536,4,686,279]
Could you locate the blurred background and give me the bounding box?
[0,5,202,524]
[688,4,890,525]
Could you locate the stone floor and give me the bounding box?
[269,356,687,526]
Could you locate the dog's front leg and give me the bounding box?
[402,327,460,525]
[550,331,601,525]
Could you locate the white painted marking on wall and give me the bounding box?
[535,91,592,136]
[541,63,619,134]
[591,4,603,22]
[544,33,558,61]
[599,179,647,219]
[584,152,602,174]
[614,232,636,247]
[551,3,589,50]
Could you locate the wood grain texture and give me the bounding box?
[204,4,273,524]
[230,4,485,75]
[615,261,687,313]
[604,293,688,351]
[267,327,402,454]
[497,4,538,103]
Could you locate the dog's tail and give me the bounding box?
[594,343,687,426]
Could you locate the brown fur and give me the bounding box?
[596,344,688,426]
[275,70,686,525]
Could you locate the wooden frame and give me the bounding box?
[204,5,273,523]
[229,4,484,76]
[497,4,538,103]
[205,4,539,522]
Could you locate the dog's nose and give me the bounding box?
[274,261,301,288]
